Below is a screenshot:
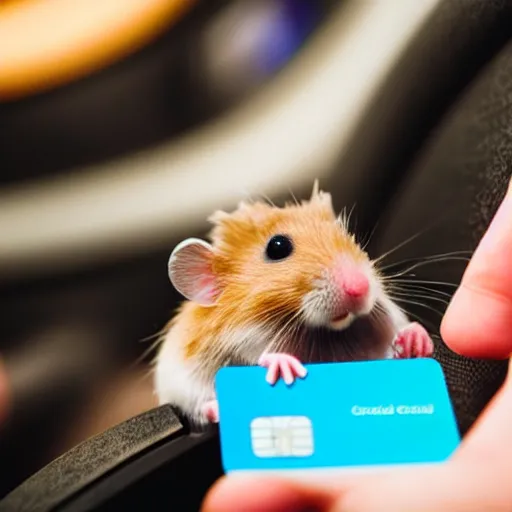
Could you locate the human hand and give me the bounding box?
[201,177,512,512]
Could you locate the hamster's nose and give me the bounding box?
[343,272,369,298]
[332,265,369,302]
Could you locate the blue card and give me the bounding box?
[215,358,460,474]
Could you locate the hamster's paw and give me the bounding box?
[258,353,307,385]
[392,322,434,359]
[201,399,219,423]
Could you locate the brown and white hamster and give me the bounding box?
[154,182,434,424]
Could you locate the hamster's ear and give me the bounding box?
[168,238,219,306]
[308,179,335,217]
[311,179,320,199]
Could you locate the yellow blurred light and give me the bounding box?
[0,0,194,100]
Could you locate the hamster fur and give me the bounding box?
[154,182,434,424]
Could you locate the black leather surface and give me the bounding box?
[0,406,184,512]
[367,36,512,435]
[61,429,221,512]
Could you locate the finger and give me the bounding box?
[266,361,279,385]
[289,358,307,379]
[441,177,512,358]
[279,361,294,385]
[410,331,418,358]
[258,354,270,366]
[202,358,512,512]
[284,354,301,366]
[201,474,336,512]
[458,359,512,467]
[332,461,512,512]
[336,360,512,511]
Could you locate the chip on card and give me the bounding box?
[215,358,460,474]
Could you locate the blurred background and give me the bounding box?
[2,0,509,500]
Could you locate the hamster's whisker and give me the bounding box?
[140,303,190,367]
[388,283,454,299]
[262,193,277,207]
[337,203,357,233]
[388,255,471,272]
[287,187,300,206]
[410,312,439,335]
[307,336,315,363]
[337,206,348,229]
[135,364,159,389]
[277,311,305,351]
[359,219,382,251]
[374,300,403,318]
[387,288,453,304]
[395,249,472,259]
[369,304,395,339]
[134,327,175,369]
[240,308,284,326]
[385,296,445,318]
[342,330,359,362]
[371,211,465,267]
[377,250,472,272]
[386,290,450,306]
[387,278,460,288]
[287,318,306,359]
[378,257,469,281]
[336,203,356,234]
[395,305,439,335]
[381,256,470,278]
[373,303,394,326]
[264,310,301,353]
[373,299,438,335]
[328,333,338,361]
[139,329,163,345]
[239,188,273,207]
[226,290,294,326]
[252,307,300,332]
[137,338,165,367]
[347,203,358,233]
[249,190,276,207]
[285,314,305,346]
[372,230,428,266]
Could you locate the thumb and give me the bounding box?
[203,362,512,512]
[454,358,512,466]
[441,176,512,358]
[331,359,512,512]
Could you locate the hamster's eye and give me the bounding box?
[265,234,293,261]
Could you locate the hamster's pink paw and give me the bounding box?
[258,353,307,385]
[393,322,434,359]
[201,399,219,423]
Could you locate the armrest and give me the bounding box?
[0,405,221,512]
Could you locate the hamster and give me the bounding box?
[154,182,434,425]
